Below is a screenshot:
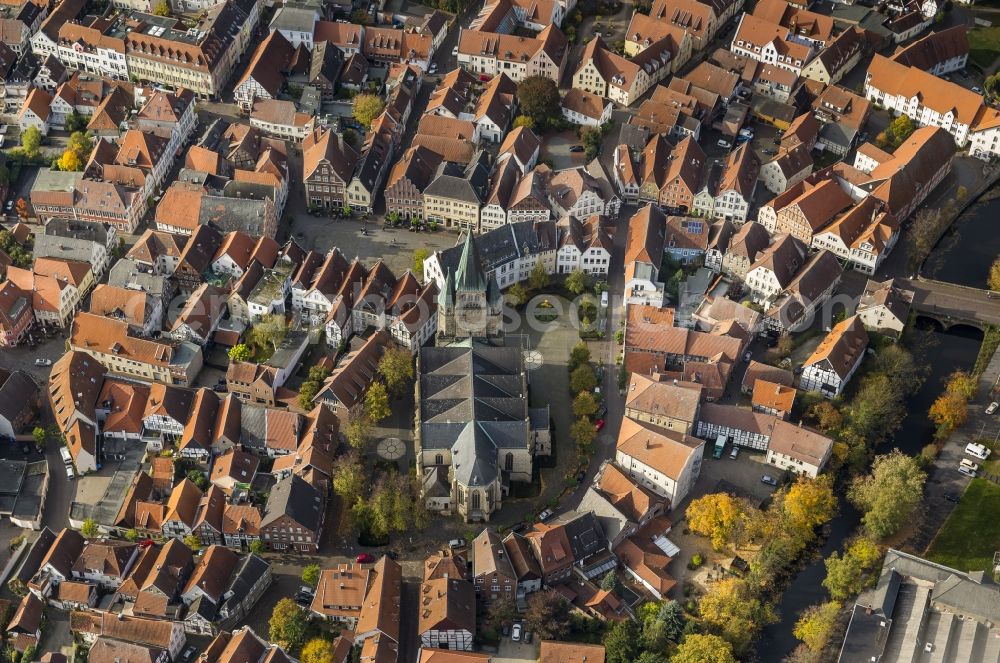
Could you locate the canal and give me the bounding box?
[923,192,1000,287]
[754,324,984,661]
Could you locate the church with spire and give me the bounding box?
[435,232,504,342]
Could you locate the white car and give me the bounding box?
[65,465,75,480]
[987,401,998,414]
[448,538,465,549]
[973,86,983,94]
[452,46,459,57]
[716,138,732,149]
[34,358,52,366]
[965,442,991,460]
[512,623,522,642]
[429,63,438,73]
[959,458,979,477]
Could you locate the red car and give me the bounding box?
[356,553,375,564]
[594,419,605,431]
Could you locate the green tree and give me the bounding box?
[794,601,842,653]
[248,313,287,351]
[31,426,46,449]
[228,343,251,362]
[517,76,561,125]
[600,569,617,591]
[573,390,599,418]
[345,406,373,449]
[507,282,528,306]
[655,600,686,645]
[183,535,201,552]
[269,597,309,650]
[186,469,208,490]
[81,518,99,538]
[565,269,590,295]
[124,529,139,542]
[487,597,519,626]
[365,381,391,423]
[297,365,330,410]
[20,126,41,158]
[64,110,87,133]
[569,342,591,371]
[525,591,572,640]
[670,634,735,663]
[300,639,334,663]
[604,618,641,663]
[569,363,598,394]
[413,248,431,280]
[823,537,882,600]
[152,0,170,16]
[848,450,926,540]
[570,416,596,450]
[378,346,414,397]
[332,452,365,506]
[249,539,266,555]
[528,260,549,291]
[353,94,386,129]
[302,564,321,588]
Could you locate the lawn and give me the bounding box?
[968,27,1000,70]
[926,478,1000,572]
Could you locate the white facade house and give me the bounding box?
[615,418,704,508]
[799,315,868,398]
[865,53,1000,160]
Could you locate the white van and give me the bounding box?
[601,291,609,308]
[59,447,72,465]
[965,442,991,460]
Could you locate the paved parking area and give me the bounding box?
[686,447,781,508]
[493,639,539,662]
[541,131,587,171]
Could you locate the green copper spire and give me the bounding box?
[454,232,486,293]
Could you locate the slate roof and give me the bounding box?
[262,475,324,532]
[418,344,530,488]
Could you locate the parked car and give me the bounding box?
[512,623,523,642]
[958,458,979,477]
[763,148,777,156]
[356,553,375,563]
[569,145,585,153]
[538,508,554,522]
[576,470,586,482]
[716,138,732,149]
[452,46,459,57]
[523,630,533,644]
[448,538,465,549]
[944,493,961,503]
[429,63,438,73]
[761,475,778,486]
[180,646,197,663]
[729,446,739,459]
[987,401,998,415]
[594,418,605,431]
[34,358,52,366]
[511,522,528,534]
[973,86,983,94]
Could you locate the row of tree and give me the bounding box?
[568,342,599,458]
